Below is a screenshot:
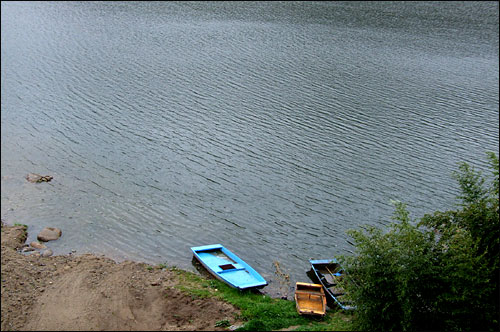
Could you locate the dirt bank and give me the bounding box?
[1,222,242,331]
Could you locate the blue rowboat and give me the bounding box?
[191,244,267,290]
[309,259,356,311]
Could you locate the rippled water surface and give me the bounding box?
[2,1,498,297]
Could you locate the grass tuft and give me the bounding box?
[215,319,231,327]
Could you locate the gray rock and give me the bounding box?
[41,249,53,257]
[37,227,62,242]
[30,241,47,249]
[26,173,53,183]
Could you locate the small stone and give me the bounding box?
[21,247,35,252]
[26,173,42,183]
[30,241,47,249]
[37,227,62,242]
[41,249,53,257]
[26,173,53,183]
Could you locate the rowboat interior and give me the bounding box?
[312,261,356,310]
[294,282,327,316]
[196,249,244,273]
[315,263,344,294]
[195,248,262,286]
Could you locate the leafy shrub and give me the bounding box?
[340,201,442,331]
[340,152,499,331]
[419,152,499,331]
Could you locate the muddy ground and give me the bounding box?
[1,222,243,331]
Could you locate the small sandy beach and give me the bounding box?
[1,222,243,331]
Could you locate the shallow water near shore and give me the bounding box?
[1,1,498,297]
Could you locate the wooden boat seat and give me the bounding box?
[320,276,336,287]
[296,292,325,307]
[295,289,324,295]
[218,267,246,274]
[296,293,324,301]
[217,263,246,273]
[219,263,237,270]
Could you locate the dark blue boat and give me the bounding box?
[191,244,267,290]
[309,259,356,311]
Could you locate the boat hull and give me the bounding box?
[191,244,267,290]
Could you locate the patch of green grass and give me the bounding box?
[173,270,214,299]
[13,223,28,238]
[215,319,231,327]
[293,311,355,331]
[171,269,353,331]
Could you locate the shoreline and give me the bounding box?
[6,218,293,301]
[1,222,243,331]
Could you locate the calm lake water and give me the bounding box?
[1,1,498,298]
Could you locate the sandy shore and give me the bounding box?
[1,222,242,331]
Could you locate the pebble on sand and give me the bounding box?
[30,241,47,249]
[41,249,53,257]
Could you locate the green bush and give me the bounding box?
[419,152,499,331]
[340,152,499,331]
[340,201,442,331]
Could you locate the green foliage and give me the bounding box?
[419,152,499,331]
[486,151,499,195]
[342,152,499,331]
[453,162,487,205]
[294,311,355,331]
[173,268,352,331]
[211,283,311,331]
[340,202,440,331]
[13,223,28,238]
[215,319,230,327]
